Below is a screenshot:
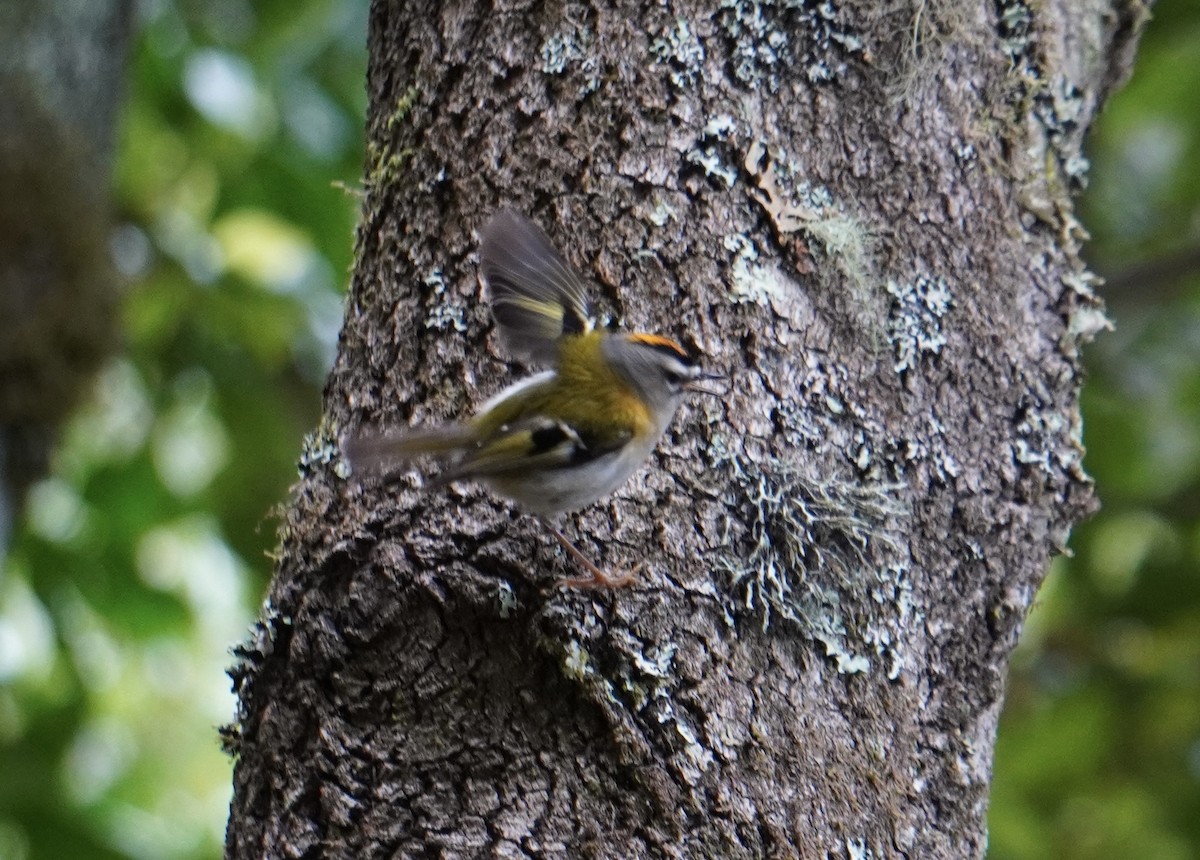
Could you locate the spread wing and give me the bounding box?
[478,211,593,363]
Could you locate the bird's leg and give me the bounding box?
[544,523,640,589]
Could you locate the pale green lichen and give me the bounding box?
[685,113,740,187]
[1014,396,1077,477]
[299,415,345,478]
[609,634,713,782]
[717,0,865,91]
[723,234,789,306]
[999,0,1104,234]
[1034,75,1091,193]
[997,0,1036,73]
[630,641,676,678]
[561,640,593,682]
[865,563,913,680]
[496,581,518,619]
[673,718,715,778]
[423,268,467,332]
[615,638,673,712]
[540,31,578,75]
[806,211,873,289]
[744,140,877,306]
[893,430,962,485]
[704,114,737,138]
[1066,304,1110,343]
[540,27,602,96]
[953,140,977,162]
[1061,269,1100,300]
[885,274,953,374]
[715,449,909,675]
[754,354,856,451]
[647,199,677,226]
[1063,265,1111,354]
[686,146,738,187]
[885,1,978,103]
[554,640,623,710]
[550,626,713,783]
[650,17,705,89]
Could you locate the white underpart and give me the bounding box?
[486,431,659,518]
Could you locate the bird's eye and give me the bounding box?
[664,370,682,389]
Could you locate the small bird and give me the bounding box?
[346,210,720,588]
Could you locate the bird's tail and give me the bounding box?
[343,425,475,480]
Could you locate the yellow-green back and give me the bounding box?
[471,331,651,450]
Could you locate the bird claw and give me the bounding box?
[556,562,645,590]
[546,523,645,590]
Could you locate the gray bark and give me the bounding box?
[0,0,133,552]
[225,0,1146,856]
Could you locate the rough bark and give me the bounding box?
[225,0,1145,857]
[0,0,132,552]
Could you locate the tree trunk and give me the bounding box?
[225,0,1145,856]
[0,0,132,552]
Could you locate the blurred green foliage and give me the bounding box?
[989,2,1200,858]
[0,1,1196,859]
[0,1,365,858]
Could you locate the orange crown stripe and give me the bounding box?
[627,332,687,356]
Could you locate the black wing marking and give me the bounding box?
[438,416,632,484]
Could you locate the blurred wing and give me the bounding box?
[479,211,592,362]
[440,417,632,483]
[439,418,582,482]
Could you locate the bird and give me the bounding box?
[345,210,720,588]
